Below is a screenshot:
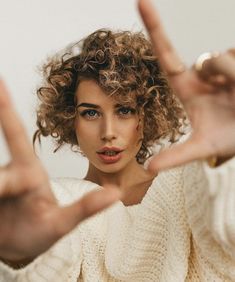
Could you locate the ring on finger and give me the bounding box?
[194,51,220,75]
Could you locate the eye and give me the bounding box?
[80,109,100,120]
[118,107,136,117]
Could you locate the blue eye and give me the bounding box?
[80,109,99,119]
[86,110,97,116]
[118,107,136,116]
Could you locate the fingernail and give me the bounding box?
[164,52,186,75]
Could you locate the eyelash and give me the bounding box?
[117,107,136,116]
[79,107,136,120]
[79,109,100,120]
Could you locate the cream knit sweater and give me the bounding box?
[0,159,235,281]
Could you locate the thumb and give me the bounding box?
[51,188,121,237]
[146,137,211,173]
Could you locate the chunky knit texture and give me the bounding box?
[0,158,235,281]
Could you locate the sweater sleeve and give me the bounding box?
[183,158,235,277]
[0,178,84,282]
[0,230,82,282]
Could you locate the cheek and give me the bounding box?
[136,123,140,131]
[135,118,143,133]
[123,119,143,144]
[75,120,99,146]
[134,117,144,139]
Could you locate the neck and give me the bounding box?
[85,160,140,188]
[84,160,155,206]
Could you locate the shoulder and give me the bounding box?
[50,177,101,205]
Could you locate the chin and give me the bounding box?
[98,163,124,174]
[90,159,127,174]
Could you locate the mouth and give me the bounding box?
[96,147,124,164]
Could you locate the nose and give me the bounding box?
[100,116,117,142]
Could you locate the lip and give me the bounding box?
[96,147,124,164]
[97,146,123,153]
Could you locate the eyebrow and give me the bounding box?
[76,103,100,109]
[76,103,131,109]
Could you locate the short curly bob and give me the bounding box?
[34,29,186,164]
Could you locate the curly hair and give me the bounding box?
[33,29,186,164]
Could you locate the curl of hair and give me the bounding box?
[34,29,187,163]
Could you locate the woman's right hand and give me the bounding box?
[0,79,120,264]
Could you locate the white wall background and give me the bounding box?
[0,0,234,178]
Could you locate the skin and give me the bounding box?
[138,0,235,172]
[0,0,234,267]
[75,80,154,205]
[0,81,121,264]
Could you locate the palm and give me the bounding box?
[0,80,119,262]
[174,71,235,155]
[0,161,57,260]
[138,0,235,171]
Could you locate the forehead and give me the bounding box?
[75,79,136,106]
[75,80,108,103]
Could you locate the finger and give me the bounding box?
[228,48,235,56]
[0,168,8,196]
[0,79,35,163]
[0,167,21,197]
[50,188,121,237]
[201,53,235,84]
[146,137,213,173]
[138,0,185,75]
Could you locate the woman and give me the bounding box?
[0,0,235,281]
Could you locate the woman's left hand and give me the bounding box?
[138,0,235,172]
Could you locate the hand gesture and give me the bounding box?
[0,79,119,263]
[138,0,235,172]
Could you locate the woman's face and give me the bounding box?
[75,79,143,174]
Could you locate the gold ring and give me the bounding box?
[194,51,220,73]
